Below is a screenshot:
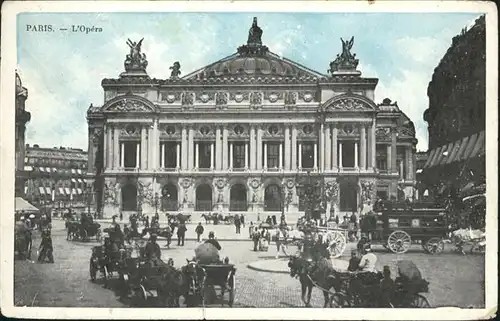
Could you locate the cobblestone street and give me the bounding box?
[14,220,485,308]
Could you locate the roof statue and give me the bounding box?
[247,17,263,46]
[237,17,269,56]
[169,61,181,78]
[124,38,148,72]
[328,36,360,75]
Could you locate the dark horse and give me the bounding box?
[288,256,340,307]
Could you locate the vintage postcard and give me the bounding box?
[1,1,497,320]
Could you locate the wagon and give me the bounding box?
[89,243,129,287]
[67,213,102,242]
[362,202,447,254]
[292,218,348,259]
[200,263,236,307]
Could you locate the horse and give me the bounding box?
[201,213,215,225]
[288,255,340,307]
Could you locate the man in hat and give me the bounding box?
[177,222,187,246]
[144,233,161,267]
[348,249,361,271]
[204,231,221,250]
[38,229,54,263]
[195,222,204,242]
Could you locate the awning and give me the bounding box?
[24,166,33,171]
[59,187,65,195]
[15,197,39,213]
[46,167,52,172]
[71,169,76,174]
[39,167,45,172]
[45,187,51,194]
[64,187,71,195]
[38,187,46,194]
[52,167,57,172]
[77,188,83,194]
[77,169,82,175]
[71,178,77,183]
[423,131,485,169]
[78,179,84,184]
[72,188,77,195]
[24,186,28,195]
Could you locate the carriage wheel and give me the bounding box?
[96,230,102,242]
[228,274,236,307]
[326,231,347,259]
[407,294,431,308]
[329,293,350,308]
[103,265,109,288]
[81,229,88,241]
[137,284,148,302]
[424,237,444,255]
[388,231,411,254]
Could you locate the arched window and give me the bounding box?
[161,183,178,211]
[264,184,282,212]
[122,183,137,211]
[195,184,212,211]
[230,184,247,211]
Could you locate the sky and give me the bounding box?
[17,12,482,152]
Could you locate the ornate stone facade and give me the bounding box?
[87,18,418,221]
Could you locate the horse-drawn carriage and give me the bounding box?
[89,238,132,286]
[361,202,448,254]
[199,263,236,307]
[329,260,431,308]
[67,213,102,242]
[293,218,348,259]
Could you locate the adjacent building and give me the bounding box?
[422,15,486,197]
[86,18,418,221]
[24,145,89,210]
[15,71,31,197]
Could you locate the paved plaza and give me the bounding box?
[14,219,485,308]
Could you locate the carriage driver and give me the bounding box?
[357,243,377,273]
[144,233,162,267]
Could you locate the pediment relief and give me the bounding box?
[159,124,181,138]
[103,95,156,113]
[323,94,376,112]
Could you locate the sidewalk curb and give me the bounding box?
[247,259,289,274]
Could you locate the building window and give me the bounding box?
[162,142,177,168]
[195,184,212,211]
[376,145,387,172]
[233,142,245,169]
[341,141,355,168]
[266,142,280,168]
[302,142,315,169]
[198,142,211,169]
[397,146,406,179]
[123,142,139,168]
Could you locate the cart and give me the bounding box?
[361,202,447,254]
[317,225,348,259]
[89,243,129,287]
[199,263,236,307]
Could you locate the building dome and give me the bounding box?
[202,53,300,78]
[15,72,23,91]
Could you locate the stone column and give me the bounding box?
[112,127,118,169]
[314,142,318,169]
[176,143,180,168]
[298,142,302,169]
[256,126,262,170]
[107,125,113,169]
[411,147,416,181]
[195,142,199,169]
[245,143,249,169]
[120,143,125,167]
[140,126,147,169]
[210,143,214,169]
[215,127,221,170]
[371,122,376,169]
[152,120,159,170]
[319,123,324,171]
[229,142,234,169]
[339,142,343,168]
[354,142,359,168]
[222,127,228,170]
[405,146,411,180]
[325,125,331,170]
[391,129,397,174]
[181,127,187,170]
[386,145,392,172]
[360,125,366,170]
[147,125,153,169]
[291,126,297,170]
[332,125,338,169]
[135,143,140,169]
[263,142,268,169]
[284,126,290,170]
[188,127,194,170]
[279,142,283,169]
[250,126,256,170]
[161,143,165,168]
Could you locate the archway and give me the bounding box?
[264,184,282,212]
[196,183,212,211]
[122,183,137,211]
[230,184,247,211]
[161,183,178,211]
[339,179,357,212]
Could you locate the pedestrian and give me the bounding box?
[119,211,123,221]
[240,214,245,228]
[164,225,172,248]
[177,222,187,246]
[248,222,254,239]
[275,227,285,259]
[234,214,241,234]
[38,229,54,263]
[145,216,150,228]
[252,227,260,251]
[195,222,204,242]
